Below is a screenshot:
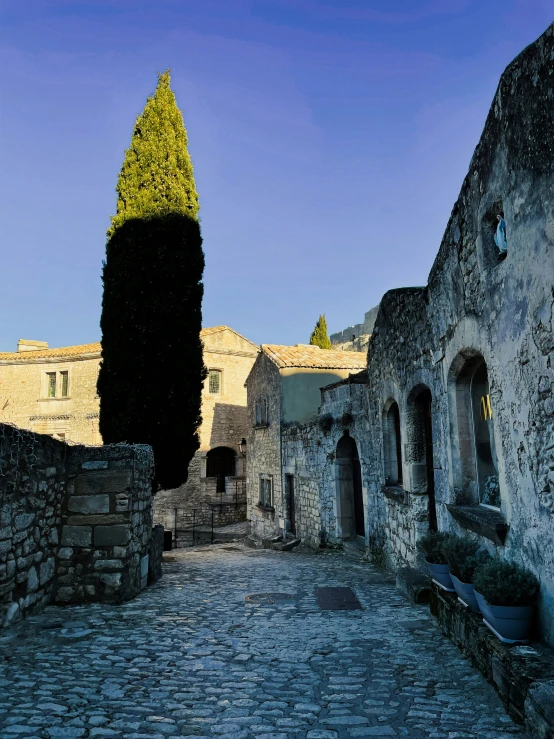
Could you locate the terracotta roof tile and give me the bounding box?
[0,343,102,361]
[262,344,366,370]
[0,327,241,362]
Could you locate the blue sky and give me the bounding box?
[1,0,553,350]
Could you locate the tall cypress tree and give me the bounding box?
[309,315,332,349]
[98,71,206,490]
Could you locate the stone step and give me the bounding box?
[343,541,366,561]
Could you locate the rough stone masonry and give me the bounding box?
[0,422,160,630]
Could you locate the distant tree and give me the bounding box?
[98,70,206,490]
[310,315,332,349]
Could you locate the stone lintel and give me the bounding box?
[81,461,109,470]
[67,514,126,526]
[75,470,131,495]
[446,504,508,545]
[67,495,110,515]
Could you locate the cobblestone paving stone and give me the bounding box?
[0,546,527,739]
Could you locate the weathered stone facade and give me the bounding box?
[0,327,258,533]
[249,25,554,649]
[246,345,366,542]
[0,422,157,630]
[0,342,102,444]
[330,305,379,353]
[153,326,258,530]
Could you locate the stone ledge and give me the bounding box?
[446,504,508,545]
[397,567,431,603]
[430,583,554,734]
[382,486,407,505]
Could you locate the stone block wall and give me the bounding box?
[0,422,157,630]
[55,444,154,604]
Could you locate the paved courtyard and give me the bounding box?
[0,546,525,739]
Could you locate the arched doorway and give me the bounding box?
[206,447,236,493]
[336,434,365,540]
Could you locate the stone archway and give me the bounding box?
[335,434,365,540]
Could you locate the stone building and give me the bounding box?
[152,326,259,529]
[0,327,259,527]
[247,25,554,648]
[0,340,102,444]
[245,344,366,542]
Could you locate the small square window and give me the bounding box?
[259,474,273,507]
[47,373,56,398]
[60,371,69,397]
[208,369,221,394]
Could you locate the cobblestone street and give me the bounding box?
[0,546,525,739]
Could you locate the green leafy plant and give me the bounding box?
[417,531,454,565]
[443,535,490,583]
[318,413,334,433]
[473,558,540,607]
[310,315,332,349]
[98,71,205,491]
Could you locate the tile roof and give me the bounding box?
[261,344,367,370]
[0,327,249,362]
[0,343,102,361]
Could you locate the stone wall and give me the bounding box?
[280,374,384,552]
[55,443,154,604]
[0,424,66,627]
[362,25,554,647]
[0,422,157,629]
[246,353,283,540]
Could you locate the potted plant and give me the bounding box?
[443,535,489,613]
[418,532,455,592]
[473,558,540,644]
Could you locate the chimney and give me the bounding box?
[17,339,49,353]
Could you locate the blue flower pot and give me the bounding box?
[474,590,535,644]
[450,574,480,613]
[426,560,455,592]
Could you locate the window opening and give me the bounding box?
[383,401,402,486]
[470,362,500,508]
[494,215,507,256]
[208,369,221,394]
[60,371,69,397]
[47,373,56,398]
[255,397,269,426]
[259,475,273,507]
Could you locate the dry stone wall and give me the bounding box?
[0,422,158,630]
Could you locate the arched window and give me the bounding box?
[470,362,500,508]
[383,401,402,486]
[451,352,501,509]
